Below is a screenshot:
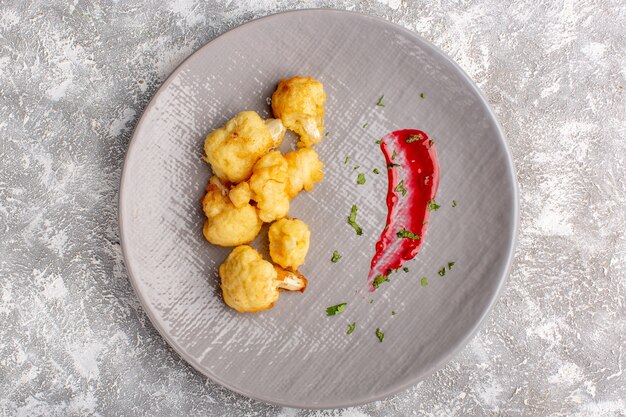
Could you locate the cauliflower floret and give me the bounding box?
[268,218,311,270]
[219,245,306,313]
[284,148,325,198]
[228,182,252,208]
[201,177,262,246]
[271,77,326,148]
[249,150,290,222]
[204,111,274,183]
[265,118,286,148]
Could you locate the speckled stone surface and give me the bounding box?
[1,1,624,416]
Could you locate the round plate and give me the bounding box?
[119,9,518,409]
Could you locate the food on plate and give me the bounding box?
[201,176,262,247]
[268,218,311,270]
[203,111,279,183]
[284,148,324,198]
[219,245,306,312]
[368,129,439,291]
[271,76,326,148]
[249,150,291,222]
[202,76,327,312]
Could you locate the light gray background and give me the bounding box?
[0,1,624,416]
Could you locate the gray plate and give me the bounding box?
[119,9,518,409]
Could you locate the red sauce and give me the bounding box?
[368,129,440,290]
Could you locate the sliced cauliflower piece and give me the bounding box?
[228,181,252,208]
[219,245,306,313]
[271,77,326,148]
[249,150,290,222]
[201,177,262,246]
[204,111,274,183]
[284,148,325,198]
[268,218,311,270]
[265,118,286,148]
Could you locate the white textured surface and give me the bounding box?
[0,1,624,416]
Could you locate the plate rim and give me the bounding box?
[118,8,519,409]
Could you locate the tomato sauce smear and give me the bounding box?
[368,129,440,290]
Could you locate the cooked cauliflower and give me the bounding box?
[204,111,274,183]
[249,150,290,222]
[265,118,286,148]
[201,177,262,246]
[219,245,306,312]
[228,182,252,208]
[284,148,325,198]
[271,77,326,148]
[268,218,311,270]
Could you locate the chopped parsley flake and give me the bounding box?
[376,95,385,106]
[438,267,446,277]
[347,322,356,334]
[357,173,366,185]
[325,131,330,137]
[348,205,363,235]
[420,92,426,99]
[391,310,396,316]
[331,250,341,263]
[397,228,420,240]
[375,139,382,144]
[362,122,369,128]
[421,277,428,286]
[387,163,401,169]
[427,199,441,211]
[375,328,385,342]
[353,165,360,170]
[373,275,390,289]
[406,134,423,143]
[391,150,397,160]
[369,299,374,304]
[344,156,350,164]
[452,200,457,208]
[403,267,409,272]
[448,261,455,270]
[373,168,380,174]
[326,303,347,316]
[394,180,407,196]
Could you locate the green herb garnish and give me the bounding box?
[376,95,385,106]
[325,131,330,137]
[362,122,369,128]
[373,168,380,174]
[421,277,428,286]
[427,199,441,211]
[375,139,382,144]
[406,134,423,143]
[347,322,356,334]
[344,156,350,164]
[357,173,366,185]
[331,250,341,263]
[372,275,390,289]
[420,92,426,99]
[394,180,407,196]
[348,205,363,235]
[448,261,455,270]
[438,267,446,277]
[326,303,347,316]
[391,310,396,316]
[369,299,374,304]
[403,267,409,272]
[387,163,401,169]
[353,165,360,170]
[452,200,457,208]
[391,150,397,160]
[375,328,385,342]
[397,228,420,240]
